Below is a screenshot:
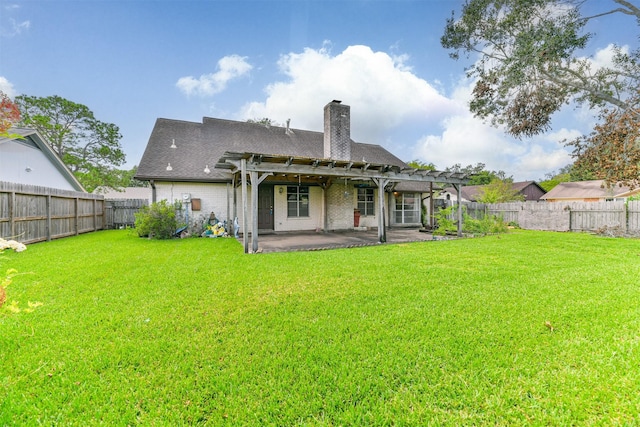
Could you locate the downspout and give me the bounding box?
[150,179,156,203]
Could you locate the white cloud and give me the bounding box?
[176,54,253,97]
[512,144,571,179]
[411,75,576,179]
[546,127,582,144]
[413,114,573,180]
[238,45,457,143]
[0,76,17,98]
[0,18,29,37]
[237,44,577,181]
[413,113,524,170]
[588,43,628,71]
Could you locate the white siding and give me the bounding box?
[0,140,77,191]
[154,181,398,233]
[155,182,232,226]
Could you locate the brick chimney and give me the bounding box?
[323,100,351,161]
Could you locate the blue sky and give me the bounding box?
[0,0,634,181]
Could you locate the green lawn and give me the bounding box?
[2,229,640,425]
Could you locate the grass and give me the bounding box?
[1,229,640,425]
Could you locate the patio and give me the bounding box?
[240,227,447,253]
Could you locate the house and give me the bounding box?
[440,181,546,202]
[540,180,640,202]
[0,128,84,192]
[136,101,471,252]
[93,186,152,200]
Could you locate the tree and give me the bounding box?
[477,178,525,203]
[117,166,148,188]
[15,95,125,190]
[445,162,507,185]
[0,91,21,138]
[538,164,584,191]
[76,165,149,193]
[407,159,437,170]
[569,106,640,188]
[247,117,281,126]
[441,0,640,138]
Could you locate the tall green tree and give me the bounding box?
[569,106,640,187]
[407,159,437,170]
[445,163,507,185]
[539,165,574,192]
[477,178,525,203]
[15,95,125,191]
[442,0,640,138]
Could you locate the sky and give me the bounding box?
[0,0,635,182]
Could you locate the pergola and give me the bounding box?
[217,151,472,253]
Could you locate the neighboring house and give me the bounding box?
[440,181,546,202]
[93,186,152,200]
[136,101,471,251]
[94,187,151,230]
[0,128,84,192]
[540,180,640,202]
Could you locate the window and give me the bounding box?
[357,188,375,216]
[394,192,420,224]
[287,186,309,217]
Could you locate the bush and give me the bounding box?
[463,213,508,235]
[433,206,456,236]
[433,206,508,236]
[134,200,180,239]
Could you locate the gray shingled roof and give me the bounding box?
[443,181,543,202]
[136,117,408,182]
[540,180,636,200]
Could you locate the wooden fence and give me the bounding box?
[104,199,148,229]
[0,181,105,244]
[459,200,640,233]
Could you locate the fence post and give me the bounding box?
[46,194,52,241]
[626,200,629,233]
[9,191,15,238]
[74,197,79,236]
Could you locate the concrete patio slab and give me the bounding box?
[239,228,446,253]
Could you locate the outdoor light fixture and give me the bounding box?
[204,165,211,174]
[166,163,173,171]
[170,139,177,149]
[279,186,283,194]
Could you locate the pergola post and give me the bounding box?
[250,170,259,253]
[322,181,329,233]
[241,159,249,253]
[249,170,273,253]
[429,182,434,229]
[453,183,463,237]
[373,177,389,243]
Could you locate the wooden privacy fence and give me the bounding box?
[0,181,105,244]
[104,199,148,229]
[460,200,640,233]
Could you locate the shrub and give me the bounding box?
[134,200,181,239]
[433,206,508,236]
[463,212,508,235]
[433,206,456,236]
